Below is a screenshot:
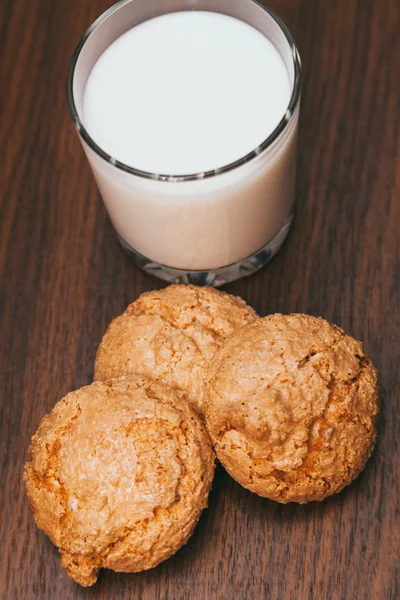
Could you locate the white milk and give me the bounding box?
[83,12,291,175]
[81,11,299,270]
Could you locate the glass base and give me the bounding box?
[117,211,294,287]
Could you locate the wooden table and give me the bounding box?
[1,0,399,598]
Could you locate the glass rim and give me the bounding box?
[67,0,302,183]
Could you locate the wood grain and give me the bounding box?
[0,0,399,598]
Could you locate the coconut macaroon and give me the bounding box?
[94,285,258,413]
[24,375,215,586]
[204,314,379,503]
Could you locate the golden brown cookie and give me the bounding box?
[204,314,379,503]
[95,285,258,413]
[94,314,207,412]
[124,285,258,358]
[24,375,215,586]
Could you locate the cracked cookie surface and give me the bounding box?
[94,314,207,412]
[95,285,258,413]
[24,375,215,586]
[204,314,379,503]
[124,285,258,359]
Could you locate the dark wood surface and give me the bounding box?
[1,0,399,598]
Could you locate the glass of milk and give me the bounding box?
[68,0,301,286]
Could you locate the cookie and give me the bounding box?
[94,314,207,412]
[124,285,258,358]
[204,314,379,503]
[95,285,258,413]
[24,375,215,586]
